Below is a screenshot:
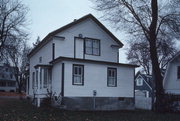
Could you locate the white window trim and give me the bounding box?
[73,65,84,85]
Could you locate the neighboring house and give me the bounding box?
[135,71,153,98]
[164,51,180,94]
[27,14,138,110]
[0,63,16,92]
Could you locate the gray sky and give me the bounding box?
[22,0,128,63]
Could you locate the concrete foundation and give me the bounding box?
[63,97,134,110]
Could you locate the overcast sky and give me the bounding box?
[22,0,134,63]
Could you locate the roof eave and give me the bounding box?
[28,14,124,57]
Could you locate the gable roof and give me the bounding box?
[135,71,153,90]
[28,14,124,57]
[163,51,180,86]
[169,51,180,63]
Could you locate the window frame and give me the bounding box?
[85,38,100,56]
[107,67,117,87]
[72,64,84,86]
[0,82,6,87]
[136,78,143,86]
[7,82,15,87]
[35,70,38,87]
[43,68,48,88]
[32,72,35,89]
[40,68,42,88]
[39,57,42,63]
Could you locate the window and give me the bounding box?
[52,43,55,60]
[85,38,100,56]
[43,68,48,88]
[7,82,15,87]
[107,68,117,87]
[0,82,6,87]
[32,72,35,88]
[73,65,84,85]
[10,74,13,79]
[35,70,38,87]
[5,68,8,72]
[39,57,42,63]
[40,68,42,88]
[178,66,180,79]
[136,78,143,86]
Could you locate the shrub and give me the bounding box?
[163,94,180,112]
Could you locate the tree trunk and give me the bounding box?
[149,0,164,112]
[149,40,164,111]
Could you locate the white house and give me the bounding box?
[27,14,138,110]
[0,63,16,92]
[135,72,153,98]
[164,51,180,94]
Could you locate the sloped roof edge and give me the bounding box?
[28,14,124,57]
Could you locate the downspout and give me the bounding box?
[61,63,64,105]
[93,90,97,110]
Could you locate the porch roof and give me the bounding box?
[49,56,139,68]
[34,64,52,69]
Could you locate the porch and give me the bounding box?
[33,64,52,107]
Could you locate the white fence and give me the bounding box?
[135,91,152,110]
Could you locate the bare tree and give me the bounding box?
[127,41,151,75]
[7,42,31,93]
[0,0,29,60]
[127,39,177,75]
[92,0,180,111]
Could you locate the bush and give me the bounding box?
[163,94,180,112]
[41,97,52,107]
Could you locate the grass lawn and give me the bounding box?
[0,98,180,121]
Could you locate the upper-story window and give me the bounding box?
[177,66,180,79]
[39,57,42,63]
[85,38,100,56]
[136,78,143,86]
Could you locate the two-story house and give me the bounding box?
[0,63,16,92]
[27,14,138,110]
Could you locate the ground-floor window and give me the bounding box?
[107,67,117,87]
[73,64,84,85]
[0,82,6,87]
[32,72,35,88]
[40,68,42,88]
[43,68,48,88]
[7,82,16,87]
[36,70,38,87]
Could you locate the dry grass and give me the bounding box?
[0,98,180,121]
